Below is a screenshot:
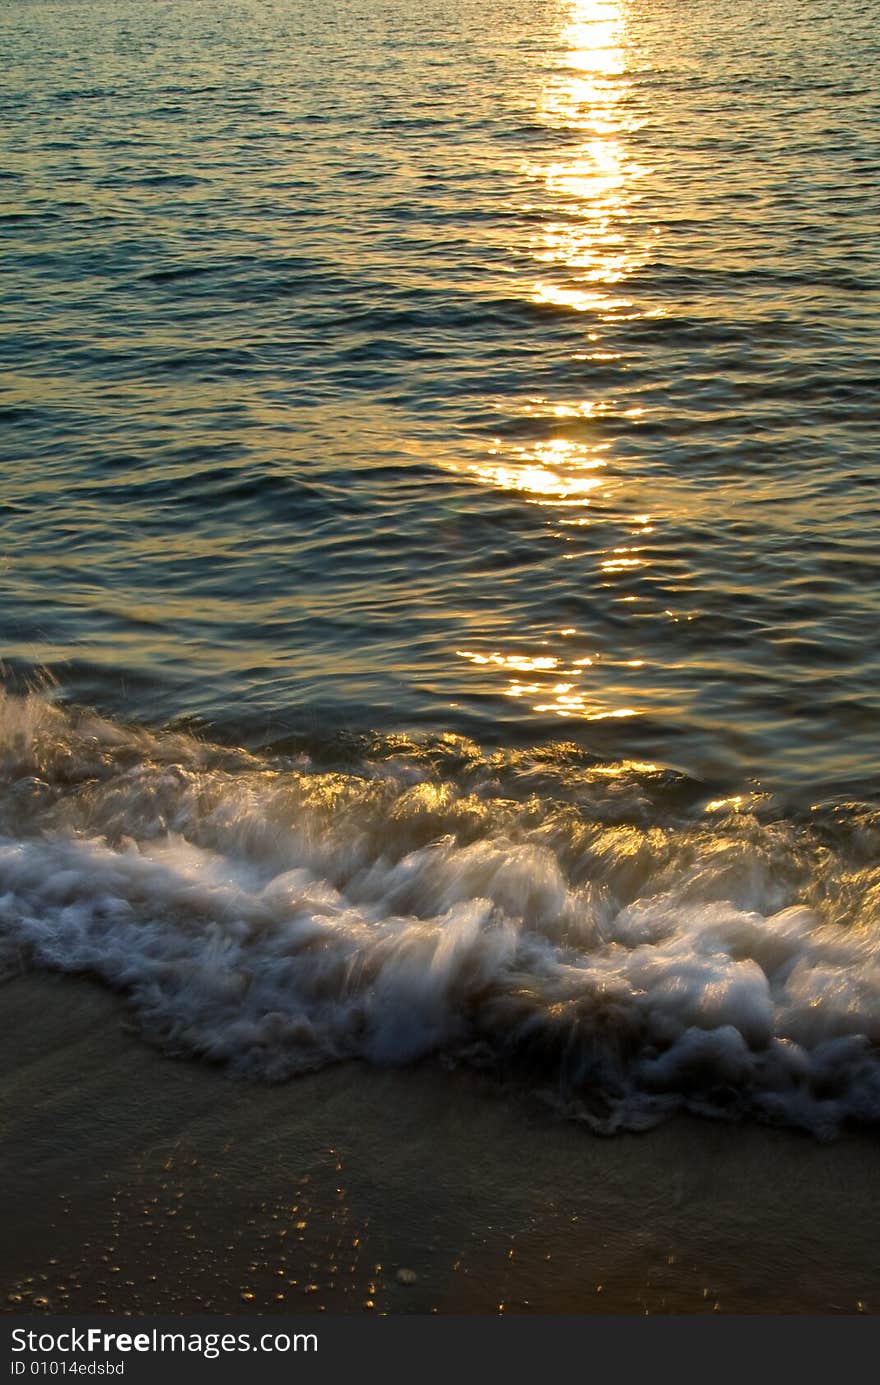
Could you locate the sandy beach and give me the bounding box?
[1,973,876,1317]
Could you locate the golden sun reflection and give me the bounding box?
[442,2,656,728]
[447,3,653,521]
[529,0,651,318]
[457,651,560,673]
[456,647,645,721]
[459,438,607,505]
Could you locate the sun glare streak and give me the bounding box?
[450,3,655,518]
[530,0,652,317]
[456,646,647,722]
[450,438,608,504]
[441,3,655,728]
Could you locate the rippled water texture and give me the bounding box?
[2,0,880,1130]
[2,0,878,791]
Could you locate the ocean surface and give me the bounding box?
[1,0,879,1134]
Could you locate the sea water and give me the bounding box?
[1,0,879,1132]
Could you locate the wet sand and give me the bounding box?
[0,974,876,1315]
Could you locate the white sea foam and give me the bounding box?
[1,690,879,1135]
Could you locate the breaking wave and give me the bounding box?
[1,688,879,1136]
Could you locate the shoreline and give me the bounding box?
[1,973,876,1316]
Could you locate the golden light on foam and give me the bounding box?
[590,760,660,775]
[705,795,746,813]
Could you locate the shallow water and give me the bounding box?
[1,0,879,1130]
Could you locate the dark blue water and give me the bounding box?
[2,0,880,1132]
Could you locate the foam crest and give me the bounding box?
[1,691,879,1135]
